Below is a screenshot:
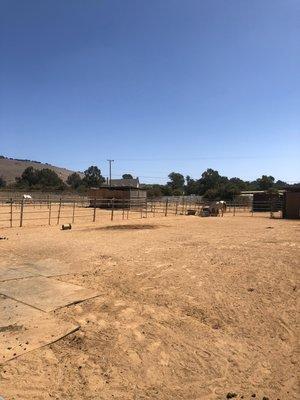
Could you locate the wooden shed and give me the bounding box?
[282,187,300,219]
[88,186,147,208]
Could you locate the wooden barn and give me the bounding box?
[282,187,300,219]
[88,186,147,208]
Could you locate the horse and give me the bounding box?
[209,201,227,216]
[22,194,32,202]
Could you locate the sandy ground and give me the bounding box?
[0,214,299,400]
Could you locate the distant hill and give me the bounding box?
[0,156,83,184]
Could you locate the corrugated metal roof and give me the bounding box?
[104,178,139,188]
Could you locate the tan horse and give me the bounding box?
[209,201,226,216]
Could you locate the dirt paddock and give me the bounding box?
[0,215,299,399]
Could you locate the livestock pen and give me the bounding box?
[0,196,284,228]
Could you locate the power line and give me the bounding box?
[97,154,299,162]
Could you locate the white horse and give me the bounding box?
[217,200,227,212]
[22,194,32,201]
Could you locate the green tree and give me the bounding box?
[202,183,240,201]
[256,175,275,190]
[274,180,289,189]
[203,188,219,200]
[15,167,65,189]
[142,184,163,198]
[82,166,105,188]
[185,175,199,195]
[198,168,228,195]
[15,166,39,187]
[67,172,82,189]
[161,185,173,196]
[219,183,241,200]
[37,169,65,188]
[167,172,185,193]
[122,174,133,179]
[229,177,247,190]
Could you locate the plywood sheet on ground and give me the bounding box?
[0,296,78,364]
[0,276,99,312]
[0,259,77,282]
[27,258,79,277]
[0,265,40,282]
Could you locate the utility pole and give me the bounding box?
[107,159,114,187]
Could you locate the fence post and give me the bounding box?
[10,198,13,228]
[93,202,96,222]
[270,199,273,219]
[122,199,125,220]
[175,201,178,216]
[233,202,236,216]
[111,199,114,221]
[57,198,62,225]
[19,199,24,227]
[48,201,52,225]
[140,201,143,218]
[72,201,76,223]
[145,200,148,218]
[165,199,169,216]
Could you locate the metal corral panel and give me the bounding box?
[252,192,282,212]
[283,189,300,219]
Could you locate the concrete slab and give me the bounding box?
[0,296,79,364]
[0,276,99,312]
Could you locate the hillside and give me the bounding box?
[0,156,83,184]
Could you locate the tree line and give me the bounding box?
[0,166,133,193]
[0,166,106,192]
[0,165,296,200]
[143,169,294,199]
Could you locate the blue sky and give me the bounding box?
[0,0,299,183]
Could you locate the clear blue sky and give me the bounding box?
[0,0,299,183]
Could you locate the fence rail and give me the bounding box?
[0,198,283,228]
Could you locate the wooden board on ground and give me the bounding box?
[0,265,40,282]
[0,276,99,312]
[0,295,79,364]
[27,258,80,277]
[0,259,81,282]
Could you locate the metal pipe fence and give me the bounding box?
[0,198,283,228]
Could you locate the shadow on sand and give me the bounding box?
[79,224,163,232]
